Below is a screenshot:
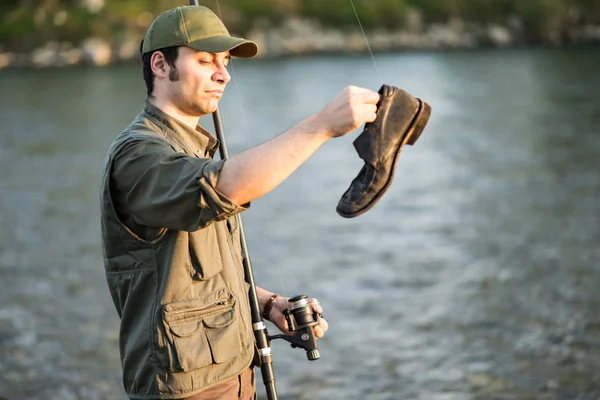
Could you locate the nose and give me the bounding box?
[213,63,231,84]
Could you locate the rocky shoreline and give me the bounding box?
[2,17,600,69]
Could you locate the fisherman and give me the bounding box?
[99,5,381,400]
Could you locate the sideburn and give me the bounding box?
[169,67,179,82]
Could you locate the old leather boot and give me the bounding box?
[336,84,431,218]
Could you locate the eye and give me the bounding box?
[198,59,211,65]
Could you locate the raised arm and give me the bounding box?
[216,86,380,205]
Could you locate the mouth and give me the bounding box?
[206,90,223,97]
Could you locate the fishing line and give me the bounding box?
[349,0,384,85]
[214,0,288,296]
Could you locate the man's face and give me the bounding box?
[165,46,231,117]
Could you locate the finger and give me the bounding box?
[308,298,323,314]
[361,90,381,104]
[365,104,378,121]
[319,317,328,333]
[313,325,325,338]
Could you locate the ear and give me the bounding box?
[150,51,169,79]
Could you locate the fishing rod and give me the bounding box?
[184,1,323,399]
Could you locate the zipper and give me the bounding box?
[164,298,232,322]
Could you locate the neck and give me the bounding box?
[150,98,202,130]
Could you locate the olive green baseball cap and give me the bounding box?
[141,6,258,58]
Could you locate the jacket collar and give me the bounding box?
[143,102,219,158]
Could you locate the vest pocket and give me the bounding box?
[162,290,243,372]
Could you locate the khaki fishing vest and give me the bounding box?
[100,105,255,399]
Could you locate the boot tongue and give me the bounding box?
[353,127,381,167]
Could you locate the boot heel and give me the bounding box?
[407,100,431,146]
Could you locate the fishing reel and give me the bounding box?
[268,295,322,361]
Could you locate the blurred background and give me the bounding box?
[1,1,600,400]
[2,0,600,66]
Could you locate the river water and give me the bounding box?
[0,47,599,400]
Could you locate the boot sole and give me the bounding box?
[337,99,431,218]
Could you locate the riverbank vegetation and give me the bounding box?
[1,0,599,67]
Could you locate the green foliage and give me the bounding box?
[0,0,599,51]
[0,8,34,40]
[505,0,566,42]
[299,0,408,30]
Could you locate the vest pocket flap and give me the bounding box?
[169,318,204,338]
[161,290,242,372]
[203,308,235,329]
[204,308,242,364]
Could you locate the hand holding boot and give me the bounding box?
[313,85,381,138]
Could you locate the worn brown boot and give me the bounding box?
[336,84,431,218]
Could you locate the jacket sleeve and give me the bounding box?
[111,138,248,231]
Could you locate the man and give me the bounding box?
[100,5,380,400]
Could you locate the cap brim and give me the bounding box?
[186,35,258,58]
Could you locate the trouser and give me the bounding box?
[183,367,256,400]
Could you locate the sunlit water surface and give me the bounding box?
[0,47,599,399]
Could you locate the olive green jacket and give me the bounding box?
[100,102,254,399]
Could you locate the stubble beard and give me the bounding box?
[168,68,214,116]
